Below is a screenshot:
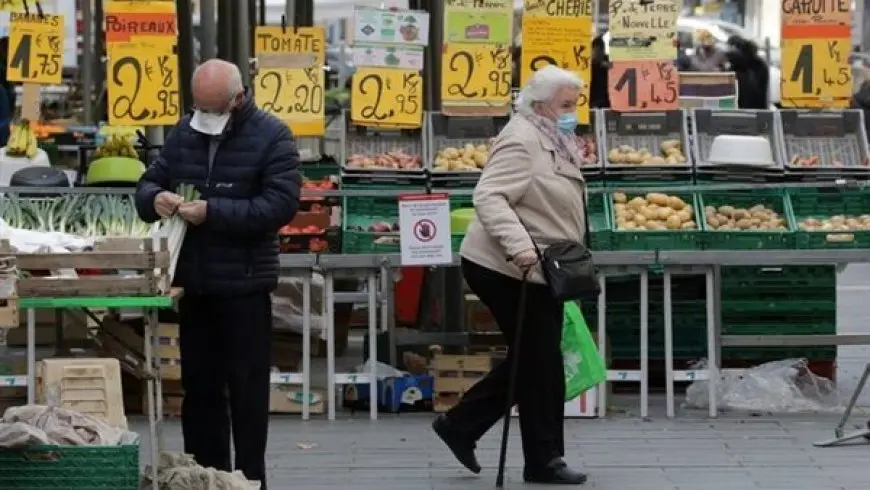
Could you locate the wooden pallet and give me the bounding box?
[0,237,171,297]
[432,354,496,413]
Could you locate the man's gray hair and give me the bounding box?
[515,65,585,116]
[193,59,244,98]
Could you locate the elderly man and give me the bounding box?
[135,59,300,489]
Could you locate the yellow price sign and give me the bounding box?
[351,67,423,129]
[441,43,512,109]
[254,67,325,137]
[6,13,65,84]
[781,37,852,108]
[107,41,181,126]
[0,0,25,12]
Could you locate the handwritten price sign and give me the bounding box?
[6,13,64,84]
[0,0,25,12]
[520,14,592,123]
[107,42,181,126]
[351,67,423,129]
[609,60,679,111]
[254,67,325,137]
[441,43,512,110]
[781,37,851,108]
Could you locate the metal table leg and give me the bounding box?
[325,271,337,421]
[663,272,675,418]
[144,307,160,485]
[302,272,312,421]
[639,270,649,419]
[26,308,35,404]
[367,272,379,421]
[596,274,607,417]
[705,268,719,418]
[381,265,395,369]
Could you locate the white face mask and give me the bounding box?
[190,111,231,135]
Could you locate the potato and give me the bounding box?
[613,193,697,231]
[797,215,870,231]
[433,142,491,172]
[705,203,788,231]
[607,138,687,165]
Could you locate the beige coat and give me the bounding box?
[459,115,587,284]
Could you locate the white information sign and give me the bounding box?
[398,193,452,266]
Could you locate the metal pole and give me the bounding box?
[93,0,105,121]
[259,0,266,25]
[285,0,296,26]
[200,0,217,61]
[217,0,233,60]
[236,0,251,84]
[81,0,94,123]
[177,0,195,111]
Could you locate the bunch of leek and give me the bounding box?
[152,184,201,282]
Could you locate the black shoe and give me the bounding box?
[523,458,587,485]
[432,414,481,474]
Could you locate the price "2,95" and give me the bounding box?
[357,71,420,120]
[110,55,180,123]
[445,46,512,100]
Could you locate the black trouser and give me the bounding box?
[447,258,566,469]
[179,292,272,488]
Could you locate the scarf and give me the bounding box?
[523,114,584,169]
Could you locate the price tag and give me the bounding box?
[609,60,679,111]
[351,67,423,129]
[0,0,25,12]
[254,67,325,137]
[520,15,592,123]
[107,41,181,126]
[6,13,65,84]
[441,43,512,109]
[780,37,852,108]
[607,0,680,61]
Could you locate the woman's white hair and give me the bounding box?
[515,65,585,116]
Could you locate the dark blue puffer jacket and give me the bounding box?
[134,91,301,296]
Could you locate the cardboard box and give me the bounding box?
[269,386,325,414]
[511,388,598,418]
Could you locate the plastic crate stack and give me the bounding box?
[339,111,427,254]
[278,117,343,254]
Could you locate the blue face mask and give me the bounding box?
[557,113,578,133]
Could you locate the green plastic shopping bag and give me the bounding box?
[563,301,606,401]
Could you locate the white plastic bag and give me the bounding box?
[271,273,327,339]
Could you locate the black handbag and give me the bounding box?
[519,192,600,301]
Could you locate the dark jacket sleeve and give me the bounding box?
[205,122,301,234]
[134,127,179,223]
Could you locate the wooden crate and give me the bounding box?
[431,354,496,413]
[1,237,170,297]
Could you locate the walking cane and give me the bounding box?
[495,269,530,487]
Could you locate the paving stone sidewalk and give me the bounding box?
[132,405,870,490]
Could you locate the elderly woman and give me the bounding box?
[432,65,589,485]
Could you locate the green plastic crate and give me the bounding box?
[0,444,139,490]
[300,160,340,180]
[607,191,704,251]
[722,347,836,361]
[788,188,870,249]
[587,193,612,251]
[341,194,400,254]
[720,266,836,289]
[698,190,796,250]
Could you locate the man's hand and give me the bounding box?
[154,191,183,218]
[178,200,208,226]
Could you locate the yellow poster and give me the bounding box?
[106,41,181,126]
[441,43,512,108]
[254,26,326,136]
[520,14,592,124]
[351,67,423,129]
[6,13,65,85]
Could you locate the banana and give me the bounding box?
[24,125,38,159]
[5,122,28,157]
